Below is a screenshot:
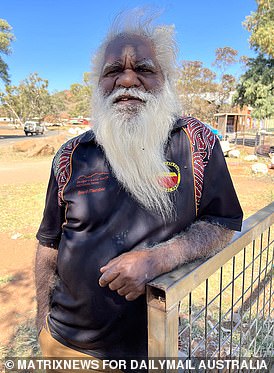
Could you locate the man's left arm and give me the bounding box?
[99,138,243,300]
[99,220,233,301]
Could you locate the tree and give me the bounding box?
[69,72,92,117]
[49,73,92,123]
[212,47,238,110]
[243,0,274,57]
[233,55,274,118]
[213,47,238,75]
[0,72,53,125]
[177,47,239,121]
[0,19,15,84]
[20,73,53,121]
[49,90,67,122]
[217,74,236,110]
[177,60,218,121]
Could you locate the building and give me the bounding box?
[214,112,252,139]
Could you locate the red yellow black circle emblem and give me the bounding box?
[158,162,181,192]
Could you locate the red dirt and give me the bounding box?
[0,157,52,347]
[0,235,37,345]
[0,159,52,185]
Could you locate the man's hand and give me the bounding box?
[98,222,234,301]
[99,250,157,301]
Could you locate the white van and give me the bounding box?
[24,121,44,136]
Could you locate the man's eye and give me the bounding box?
[103,68,119,76]
[137,67,153,73]
[104,71,116,76]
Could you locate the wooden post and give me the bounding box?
[225,114,228,141]
[147,288,178,373]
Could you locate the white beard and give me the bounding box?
[92,80,181,221]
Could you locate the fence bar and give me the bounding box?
[218,267,223,359]
[239,246,246,359]
[204,279,208,359]
[229,257,236,358]
[188,293,192,358]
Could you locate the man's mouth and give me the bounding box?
[113,95,145,105]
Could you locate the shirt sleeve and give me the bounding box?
[36,166,65,249]
[197,139,243,231]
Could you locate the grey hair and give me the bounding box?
[92,8,178,88]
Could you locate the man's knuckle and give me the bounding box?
[109,283,116,290]
[122,271,132,281]
[137,284,144,292]
[117,288,126,296]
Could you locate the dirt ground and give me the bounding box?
[0,132,273,354]
[0,158,52,349]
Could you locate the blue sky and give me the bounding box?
[1,0,257,92]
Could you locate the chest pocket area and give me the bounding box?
[62,155,122,229]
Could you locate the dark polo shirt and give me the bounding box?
[37,117,243,359]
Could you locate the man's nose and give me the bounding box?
[116,69,141,88]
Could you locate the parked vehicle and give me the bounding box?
[24,121,44,136]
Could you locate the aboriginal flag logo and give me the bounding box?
[158,161,181,192]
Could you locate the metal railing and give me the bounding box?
[226,130,274,153]
[147,202,274,365]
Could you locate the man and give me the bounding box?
[35,13,242,367]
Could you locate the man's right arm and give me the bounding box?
[35,243,57,333]
[35,163,65,333]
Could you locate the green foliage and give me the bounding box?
[218,74,236,109]
[0,57,10,85]
[0,274,15,285]
[49,90,67,121]
[0,19,15,84]
[0,71,92,122]
[233,55,274,118]
[49,73,92,120]
[0,72,53,124]
[69,72,92,117]
[243,0,274,57]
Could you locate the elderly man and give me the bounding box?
[35,14,242,366]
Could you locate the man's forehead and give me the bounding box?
[104,35,156,63]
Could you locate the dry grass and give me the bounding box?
[0,319,40,358]
[0,183,47,237]
[0,275,15,285]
